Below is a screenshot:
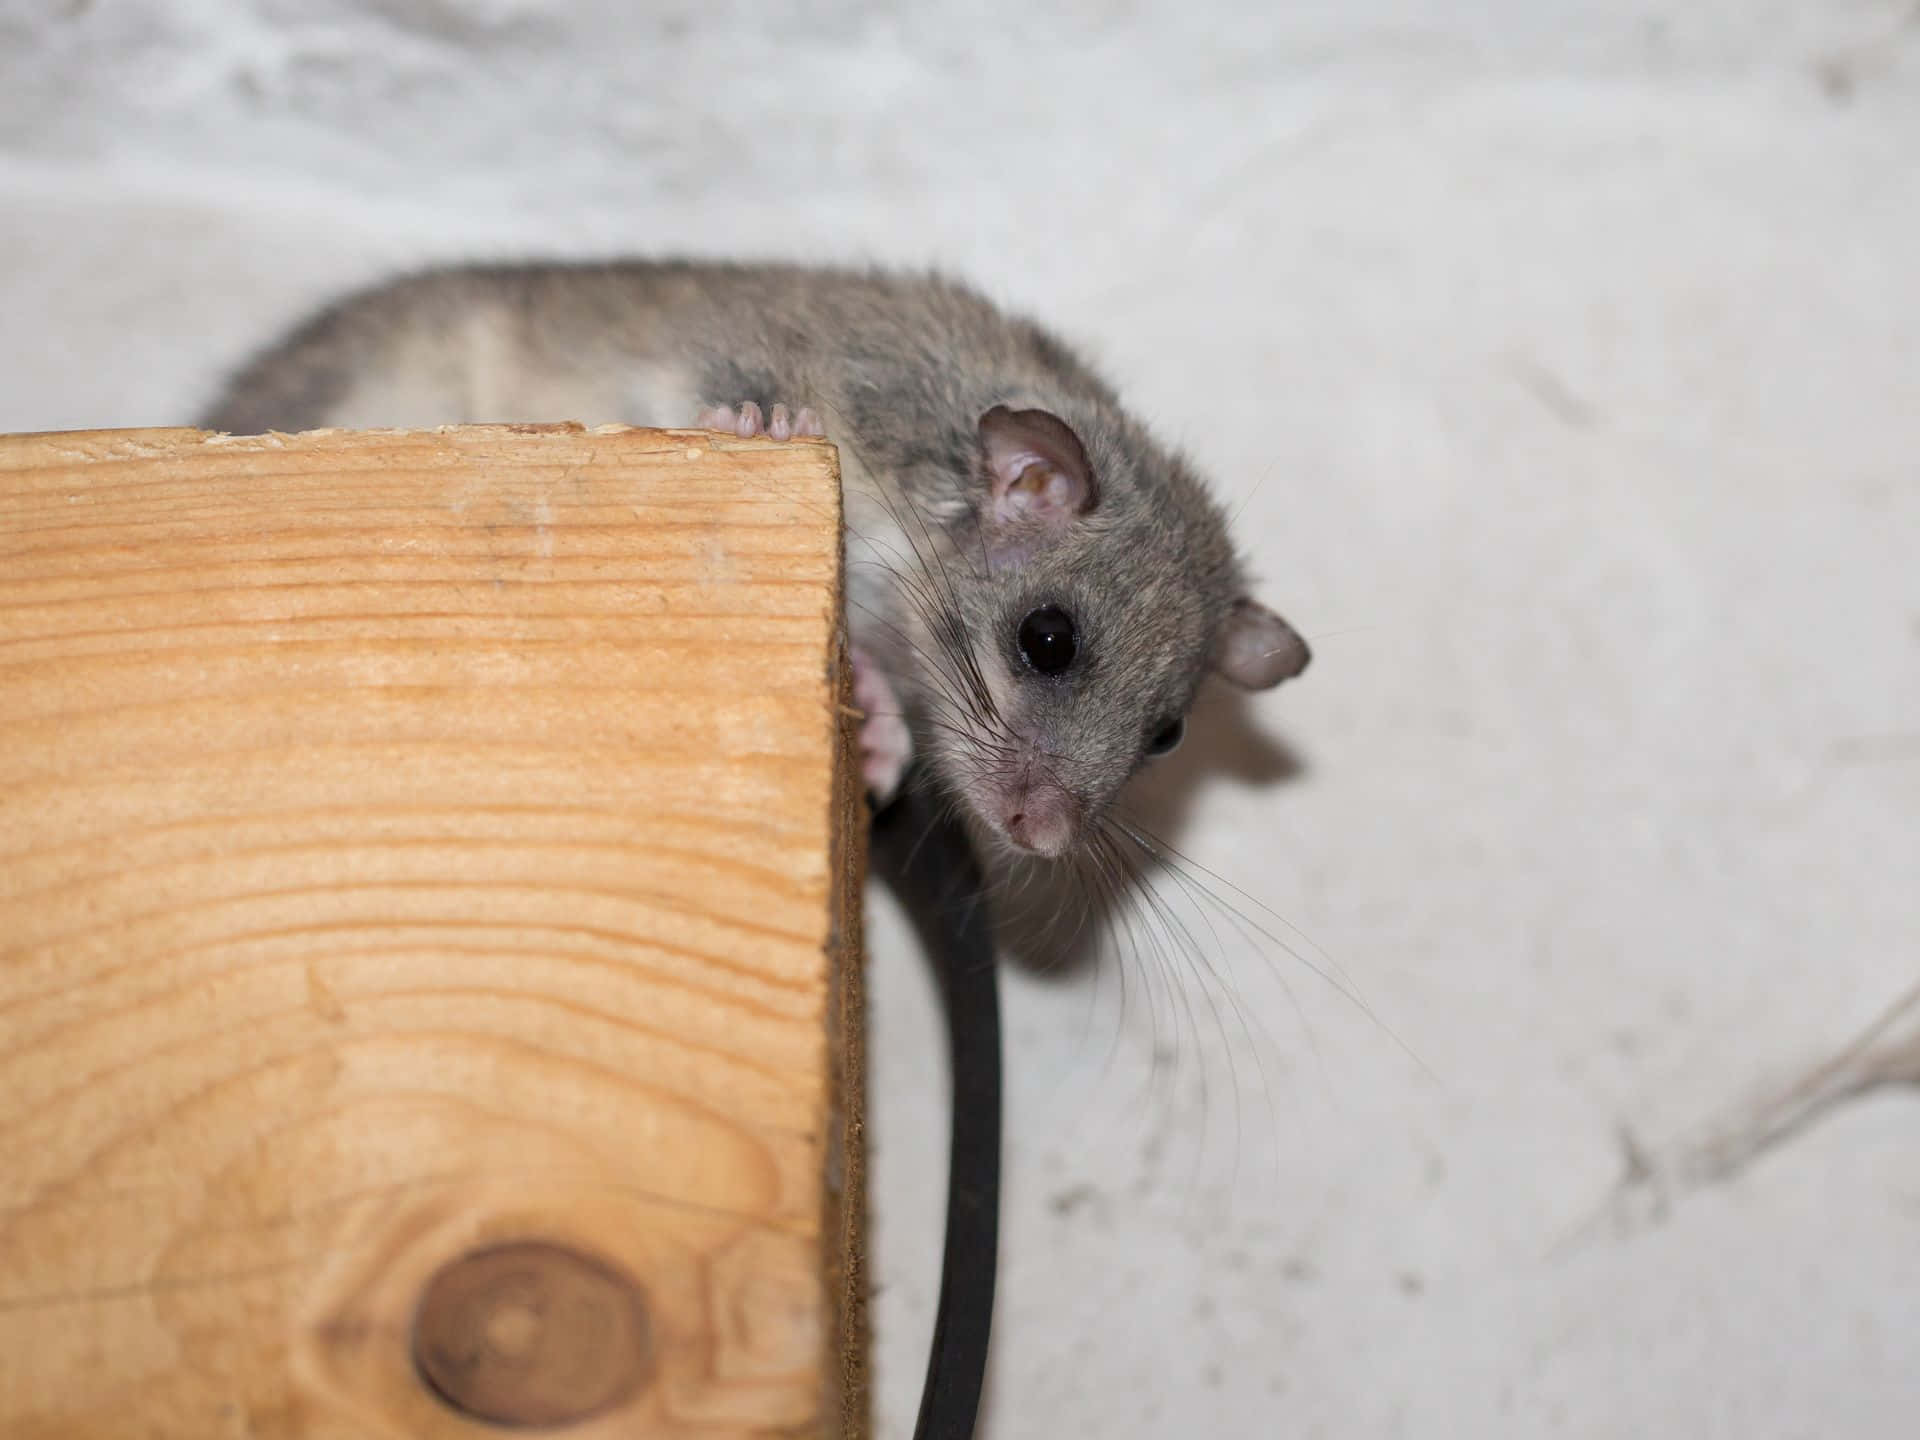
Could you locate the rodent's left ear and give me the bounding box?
[1212,597,1311,689]
[977,406,1097,533]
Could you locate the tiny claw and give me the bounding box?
[691,400,823,442]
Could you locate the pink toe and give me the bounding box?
[735,402,763,437]
[861,711,912,802]
[769,403,793,441]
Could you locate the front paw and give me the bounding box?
[850,646,911,806]
[693,401,824,441]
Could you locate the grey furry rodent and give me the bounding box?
[198,261,1309,858]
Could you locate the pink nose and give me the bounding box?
[1002,786,1076,857]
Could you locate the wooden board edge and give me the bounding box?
[821,475,870,1440]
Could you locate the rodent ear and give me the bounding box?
[1212,597,1311,689]
[977,406,1097,536]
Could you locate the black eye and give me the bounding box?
[1017,606,1077,675]
[1146,717,1185,756]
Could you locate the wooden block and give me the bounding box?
[0,425,866,1439]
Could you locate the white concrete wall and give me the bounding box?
[5,3,1918,1435]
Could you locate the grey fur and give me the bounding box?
[198,260,1306,855]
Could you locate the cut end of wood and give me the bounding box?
[0,425,866,1438]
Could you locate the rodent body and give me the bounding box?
[199,260,1309,857]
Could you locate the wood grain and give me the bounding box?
[0,424,865,1438]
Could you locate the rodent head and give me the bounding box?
[913,402,1308,859]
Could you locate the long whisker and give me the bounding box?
[1107,812,1432,1083]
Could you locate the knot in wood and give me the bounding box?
[412,1241,651,1427]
